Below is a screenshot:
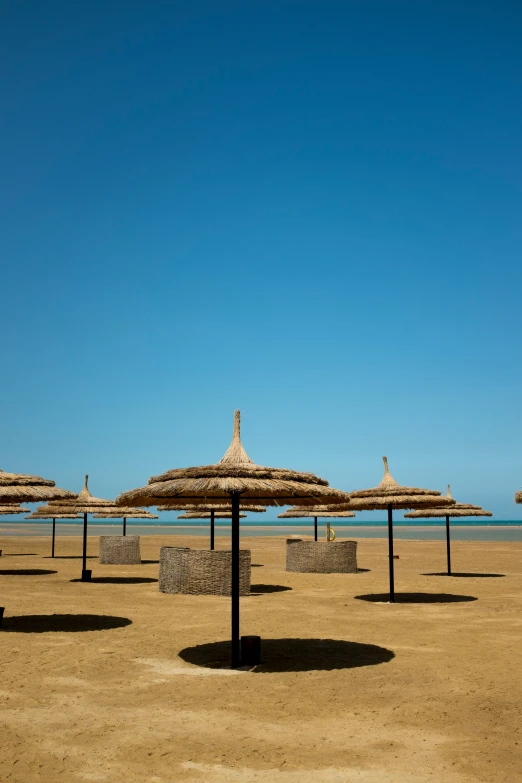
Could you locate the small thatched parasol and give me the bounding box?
[515,491,522,504]
[25,507,82,558]
[51,475,119,580]
[158,501,266,550]
[0,468,76,504]
[278,505,355,542]
[404,485,492,575]
[177,511,247,519]
[92,509,158,536]
[348,457,453,602]
[0,504,30,515]
[117,410,351,667]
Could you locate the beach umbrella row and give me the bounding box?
[277,506,355,541]
[158,501,266,550]
[343,457,454,602]
[116,410,352,667]
[25,508,81,557]
[405,486,492,574]
[92,510,158,535]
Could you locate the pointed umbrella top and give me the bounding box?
[117,410,351,508]
[0,468,76,504]
[217,410,254,467]
[347,457,454,510]
[51,475,118,513]
[405,485,491,518]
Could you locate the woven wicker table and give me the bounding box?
[286,539,358,573]
[159,546,251,596]
[99,535,141,565]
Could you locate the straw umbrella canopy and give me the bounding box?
[25,507,82,558]
[0,504,30,515]
[0,505,31,553]
[177,512,247,519]
[51,475,119,581]
[278,505,355,542]
[158,501,267,551]
[404,485,492,575]
[116,410,351,667]
[515,491,522,504]
[93,509,158,536]
[348,457,454,602]
[0,468,76,504]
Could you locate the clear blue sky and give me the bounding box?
[2,1,521,518]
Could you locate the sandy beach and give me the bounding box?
[1,533,521,782]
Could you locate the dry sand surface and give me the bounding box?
[0,533,521,783]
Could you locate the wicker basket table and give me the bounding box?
[286,539,358,573]
[99,535,141,565]
[159,546,251,596]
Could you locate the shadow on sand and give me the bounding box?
[251,564,264,567]
[0,569,57,576]
[141,559,159,564]
[2,614,132,633]
[179,637,395,673]
[250,584,292,594]
[422,572,505,578]
[1,553,38,557]
[70,576,157,584]
[356,592,477,604]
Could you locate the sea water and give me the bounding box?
[1,519,522,541]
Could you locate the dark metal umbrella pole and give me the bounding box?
[210,509,215,551]
[230,492,241,668]
[52,518,56,558]
[387,504,395,603]
[314,516,318,541]
[445,515,451,575]
[82,512,90,581]
[123,517,127,536]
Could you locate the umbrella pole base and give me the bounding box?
[241,635,261,666]
[0,607,4,627]
[81,569,92,582]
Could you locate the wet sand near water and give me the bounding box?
[0,534,521,782]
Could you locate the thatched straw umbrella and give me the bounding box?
[25,506,81,557]
[348,457,454,602]
[0,469,76,558]
[158,501,266,550]
[92,510,158,536]
[51,475,119,581]
[0,469,75,504]
[177,511,247,519]
[515,491,522,504]
[278,505,355,541]
[404,485,492,575]
[0,504,30,515]
[117,410,351,667]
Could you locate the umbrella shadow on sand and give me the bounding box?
[355,592,477,604]
[70,576,158,584]
[1,553,38,557]
[179,638,395,673]
[422,572,504,578]
[0,569,57,576]
[250,584,292,594]
[2,614,132,633]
